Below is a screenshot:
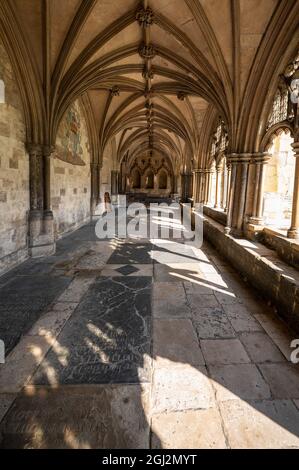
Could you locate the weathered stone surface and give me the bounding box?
[222,304,263,332]
[153,282,190,318]
[74,250,112,271]
[57,276,95,302]
[152,247,199,264]
[219,399,299,448]
[258,364,299,398]
[151,408,227,449]
[0,336,54,393]
[32,277,152,385]
[187,292,220,308]
[209,364,271,401]
[27,302,78,338]
[151,365,215,413]
[154,263,204,283]
[192,307,236,339]
[201,339,250,364]
[214,291,241,305]
[108,243,153,264]
[240,332,286,363]
[153,319,204,367]
[0,274,71,354]
[0,39,29,275]
[0,385,150,449]
[184,279,217,295]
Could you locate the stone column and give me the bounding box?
[249,153,270,225]
[227,155,250,235]
[214,165,222,209]
[181,172,192,202]
[90,162,100,215]
[27,143,56,257]
[192,169,203,204]
[226,154,251,236]
[206,170,213,205]
[27,144,43,247]
[224,158,238,234]
[111,170,119,195]
[43,146,53,212]
[224,162,231,212]
[28,144,43,211]
[203,170,209,205]
[287,141,299,239]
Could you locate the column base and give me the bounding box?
[28,210,56,258]
[225,226,244,237]
[287,228,299,239]
[248,216,264,225]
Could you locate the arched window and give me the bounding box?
[0,80,5,104]
[146,170,154,189]
[267,83,289,130]
[263,130,294,230]
[158,170,167,189]
[207,118,228,209]
[132,168,141,189]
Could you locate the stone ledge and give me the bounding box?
[203,205,227,226]
[202,214,299,334]
[261,227,299,269]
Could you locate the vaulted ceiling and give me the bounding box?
[1,0,299,169]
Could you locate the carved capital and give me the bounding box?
[177,91,186,101]
[145,101,153,110]
[284,50,299,78]
[26,143,43,156]
[110,86,120,97]
[135,6,154,28]
[139,43,156,59]
[142,66,154,80]
[43,145,55,158]
[250,152,271,164]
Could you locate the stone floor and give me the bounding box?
[0,216,299,448]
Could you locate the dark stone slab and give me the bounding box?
[0,385,150,449]
[32,277,152,385]
[0,275,72,355]
[115,265,140,276]
[107,243,153,264]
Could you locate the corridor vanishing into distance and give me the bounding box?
[0,213,299,449]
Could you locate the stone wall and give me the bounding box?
[100,140,114,201]
[52,100,91,237]
[0,38,29,274]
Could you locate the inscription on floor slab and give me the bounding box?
[32,277,152,385]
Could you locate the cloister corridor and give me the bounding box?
[0,213,299,449]
[1,0,299,453]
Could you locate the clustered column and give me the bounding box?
[90,162,101,215]
[249,153,270,225]
[224,154,251,236]
[287,141,299,239]
[27,143,55,256]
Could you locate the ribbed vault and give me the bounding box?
[1,0,298,172]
